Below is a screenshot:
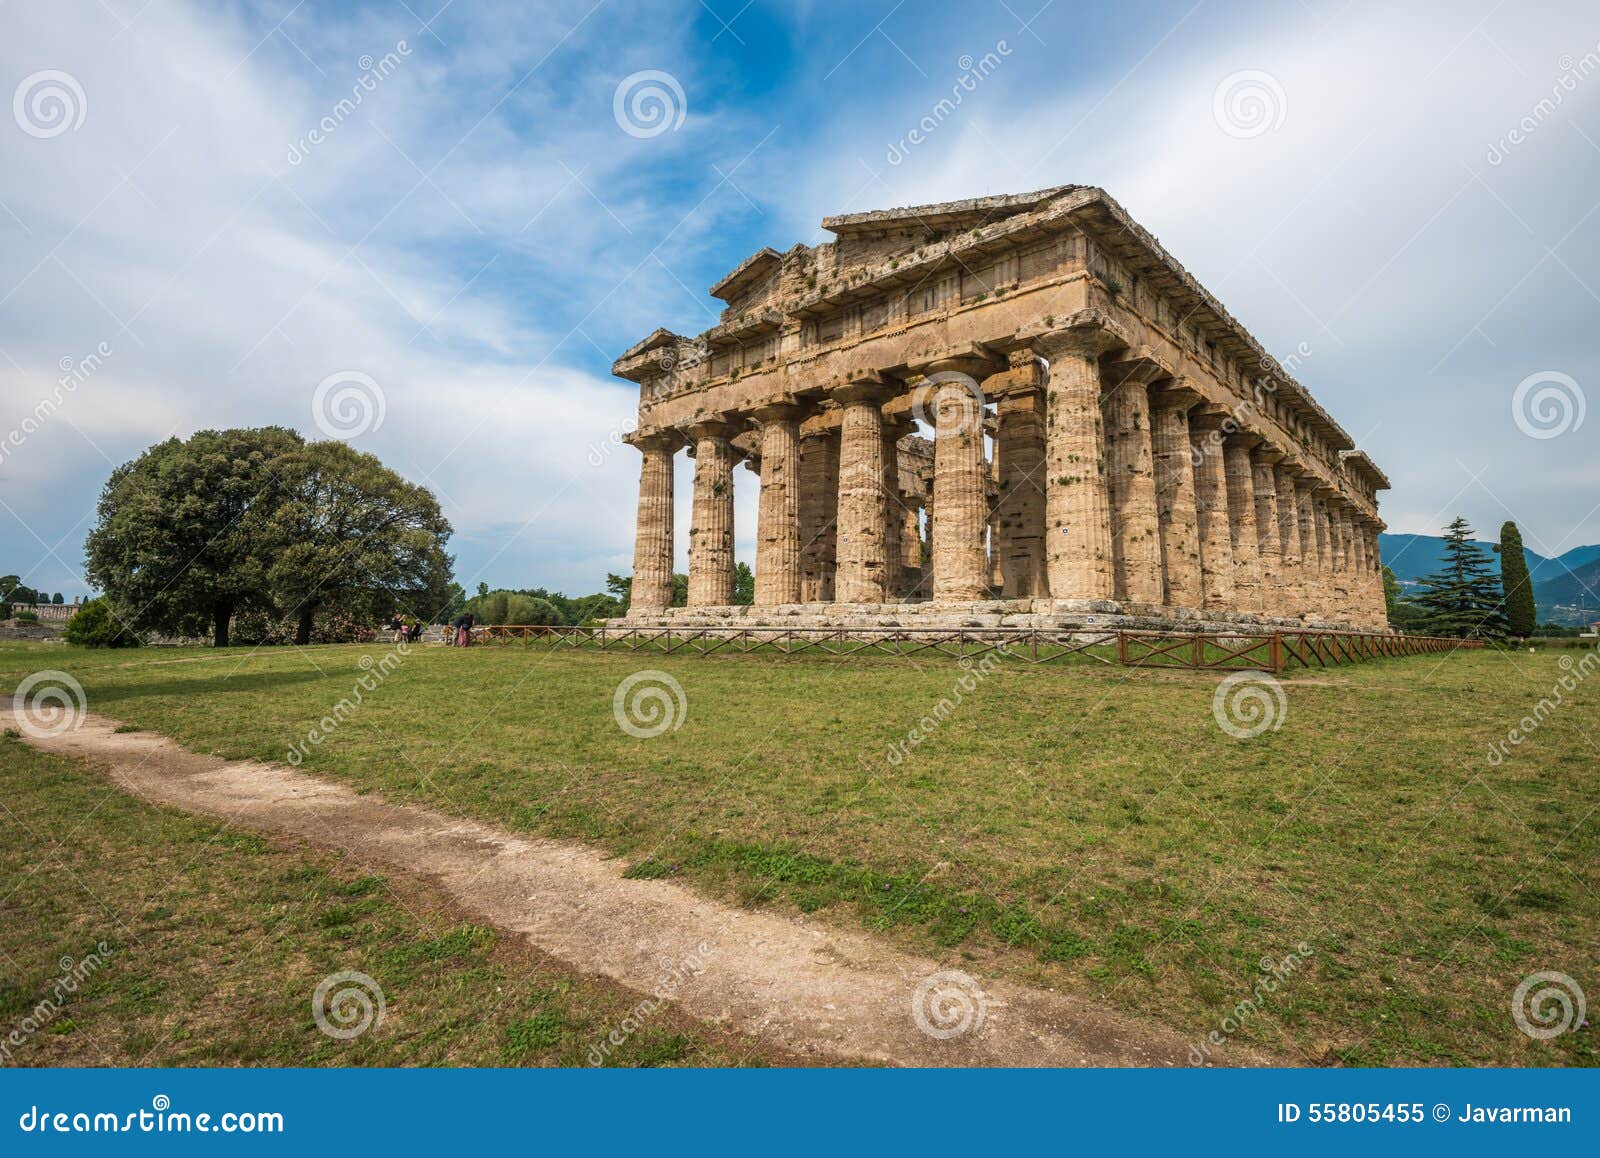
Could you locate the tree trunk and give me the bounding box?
[213,601,233,648]
[295,606,316,647]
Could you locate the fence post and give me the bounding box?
[1116,631,1129,666]
[1270,632,1283,673]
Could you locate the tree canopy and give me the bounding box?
[85,427,453,646]
[1497,521,1537,638]
[1402,517,1508,639]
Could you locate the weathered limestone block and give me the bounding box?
[798,421,839,602]
[1222,433,1263,614]
[685,420,738,606]
[925,358,994,601]
[1149,383,1204,610]
[990,360,1048,598]
[1250,446,1283,618]
[753,402,805,606]
[1101,358,1164,606]
[1188,412,1236,610]
[833,378,896,603]
[1032,327,1121,601]
[627,431,678,610]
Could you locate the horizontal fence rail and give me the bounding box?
[467,625,1482,672]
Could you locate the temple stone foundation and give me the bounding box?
[616,186,1391,632]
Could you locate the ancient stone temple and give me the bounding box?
[614,186,1390,631]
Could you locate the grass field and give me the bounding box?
[0,735,780,1066]
[3,638,1596,1066]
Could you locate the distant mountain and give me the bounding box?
[1378,532,1600,628]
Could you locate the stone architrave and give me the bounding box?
[626,431,678,611]
[752,402,806,606]
[684,420,739,606]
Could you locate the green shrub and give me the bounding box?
[14,609,38,623]
[62,598,142,648]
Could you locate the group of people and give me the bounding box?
[385,611,476,646]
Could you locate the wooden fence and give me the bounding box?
[469,625,1481,672]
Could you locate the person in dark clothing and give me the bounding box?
[452,612,475,647]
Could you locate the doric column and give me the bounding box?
[1149,382,1204,610]
[753,402,805,606]
[685,420,738,606]
[1273,461,1304,620]
[882,417,912,602]
[990,356,1047,598]
[1101,357,1165,607]
[1367,520,1388,628]
[1251,445,1284,619]
[1222,433,1262,614]
[798,420,840,602]
[626,431,678,611]
[1188,412,1236,612]
[1031,326,1122,601]
[1345,511,1368,627]
[1330,500,1354,624]
[832,376,896,604]
[1310,488,1334,622]
[924,356,995,601]
[1294,478,1320,620]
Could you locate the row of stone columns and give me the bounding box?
[627,332,1387,627]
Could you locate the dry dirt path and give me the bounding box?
[8,709,1270,1067]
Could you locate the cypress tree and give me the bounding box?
[1406,517,1508,639]
[1497,521,1537,638]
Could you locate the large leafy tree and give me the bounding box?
[1497,520,1537,639]
[1405,517,1508,639]
[246,440,453,645]
[86,427,304,646]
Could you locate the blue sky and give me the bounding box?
[3,0,1597,599]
